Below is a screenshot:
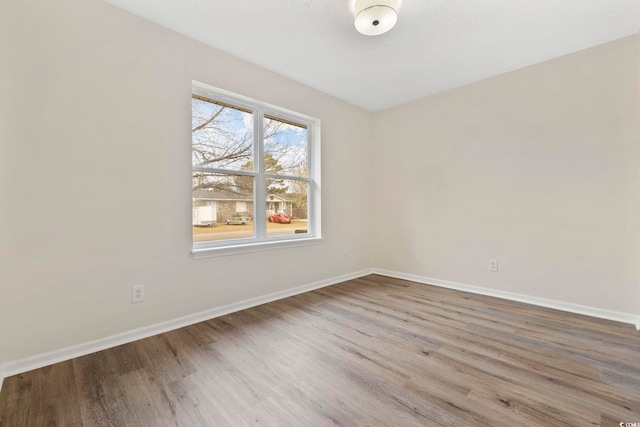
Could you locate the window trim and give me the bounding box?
[191,81,322,258]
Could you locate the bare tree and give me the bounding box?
[192,98,308,195]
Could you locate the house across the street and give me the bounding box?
[192,190,296,225]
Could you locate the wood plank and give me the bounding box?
[1,274,639,426]
[0,362,82,427]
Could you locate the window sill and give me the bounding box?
[192,236,323,259]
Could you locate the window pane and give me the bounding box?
[193,172,254,242]
[266,179,308,237]
[263,116,308,177]
[192,97,254,171]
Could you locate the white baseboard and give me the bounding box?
[373,268,640,330]
[1,267,637,394]
[0,268,374,389]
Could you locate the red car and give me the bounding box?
[268,212,292,224]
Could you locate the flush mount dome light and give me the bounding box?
[354,0,398,36]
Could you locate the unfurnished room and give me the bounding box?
[1,0,640,425]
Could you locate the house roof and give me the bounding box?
[266,194,292,202]
[193,190,251,201]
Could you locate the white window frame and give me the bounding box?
[191,81,322,258]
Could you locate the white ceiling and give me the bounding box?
[102,0,640,111]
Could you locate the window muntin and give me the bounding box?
[192,82,320,254]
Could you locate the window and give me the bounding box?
[192,82,321,257]
[235,202,247,213]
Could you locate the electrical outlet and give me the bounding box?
[489,259,498,272]
[342,250,348,261]
[131,285,144,303]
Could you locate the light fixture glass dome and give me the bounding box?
[354,1,398,36]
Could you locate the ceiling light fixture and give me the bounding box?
[354,0,398,36]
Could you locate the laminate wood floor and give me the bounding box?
[1,274,640,426]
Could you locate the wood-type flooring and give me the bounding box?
[1,274,640,426]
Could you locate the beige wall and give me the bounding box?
[0,0,375,364]
[373,35,640,314]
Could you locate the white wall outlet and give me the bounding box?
[342,250,348,261]
[489,259,498,272]
[131,285,144,303]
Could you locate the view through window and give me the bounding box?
[192,83,319,253]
